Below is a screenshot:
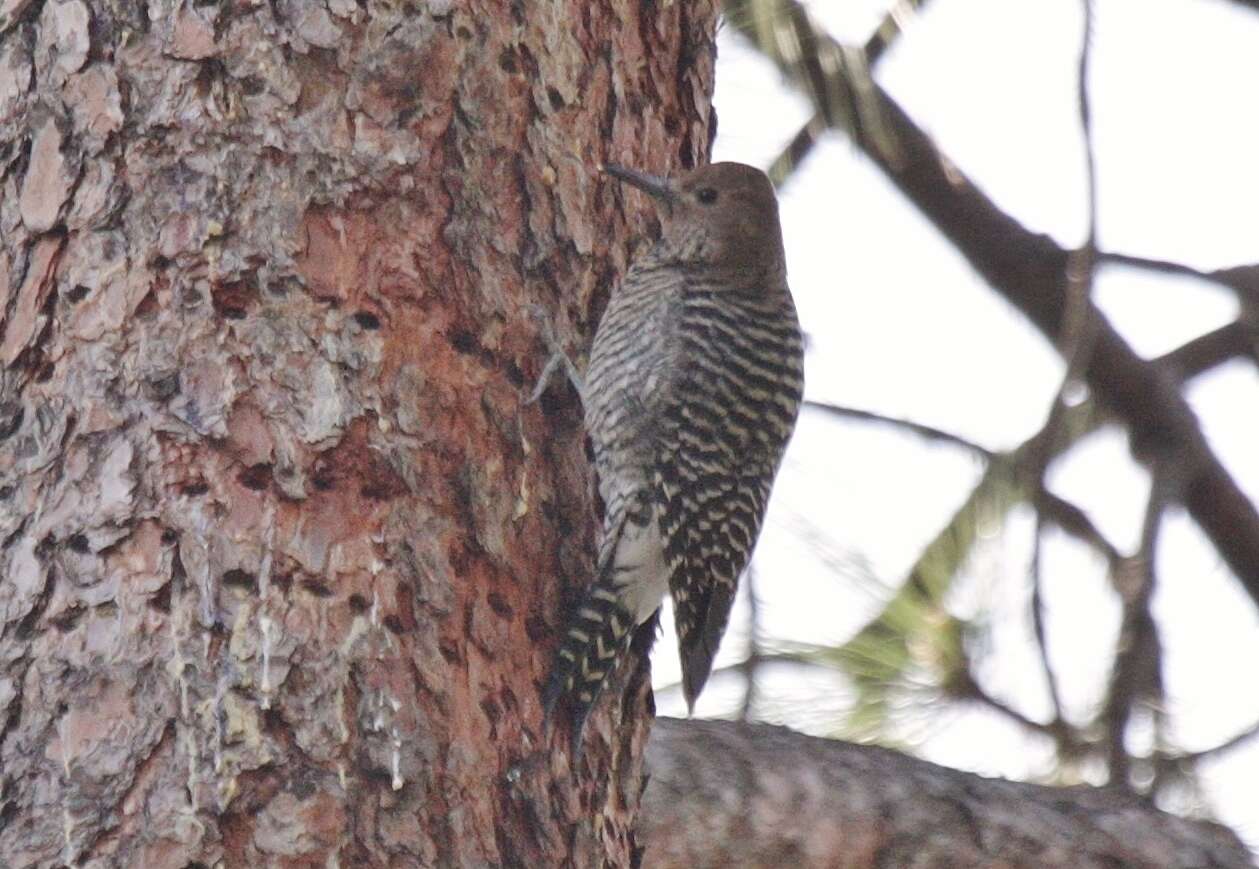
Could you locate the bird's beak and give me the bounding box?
[601,164,677,204]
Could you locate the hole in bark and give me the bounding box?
[487,591,513,619]
[66,533,90,554]
[525,616,550,643]
[211,281,255,320]
[182,481,210,496]
[359,479,403,500]
[447,542,472,575]
[147,372,181,402]
[240,75,266,95]
[382,614,406,635]
[262,708,284,734]
[34,361,54,382]
[497,49,517,73]
[300,578,334,598]
[548,505,574,539]
[289,773,317,800]
[311,472,334,491]
[150,580,173,613]
[352,310,381,330]
[193,59,228,99]
[161,528,179,544]
[480,697,501,727]
[448,327,479,356]
[134,289,160,319]
[222,569,256,591]
[536,385,574,416]
[504,360,524,388]
[438,642,460,665]
[348,593,370,613]
[0,402,23,441]
[546,87,564,111]
[64,284,90,303]
[266,277,298,297]
[50,605,86,632]
[358,763,394,789]
[15,568,53,640]
[238,463,272,491]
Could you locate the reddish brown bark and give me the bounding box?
[0,2,716,866]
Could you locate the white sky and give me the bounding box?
[650,0,1259,853]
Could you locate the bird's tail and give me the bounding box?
[542,580,636,755]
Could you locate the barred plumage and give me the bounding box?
[541,162,804,751]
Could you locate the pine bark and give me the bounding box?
[0,1,716,866]
[642,719,1255,869]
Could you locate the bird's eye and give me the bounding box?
[696,187,719,205]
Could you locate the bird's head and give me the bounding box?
[602,161,786,280]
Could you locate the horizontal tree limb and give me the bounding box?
[641,718,1253,868]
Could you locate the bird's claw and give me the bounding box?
[526,305,585,405]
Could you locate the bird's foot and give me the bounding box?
[526,304,585,405]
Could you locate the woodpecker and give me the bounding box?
[536,161,804,751]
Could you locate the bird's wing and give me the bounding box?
[655,393,777,712]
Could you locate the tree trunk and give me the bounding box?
[642,719,1254,869]
[0,1,716,866]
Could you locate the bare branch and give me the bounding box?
[737,0,1259,603]
[859,83,1259,607]
[804,400,994,458]
[1174,718,1259,764]
[811,320,1246,739]
[1099,251,1259,318]
[1030,517,1067,723]
[1104,467,1171,787]
[723,0,931,186]
[1099,251,1222,282]
[1033,487,1123,566]
[1078,0,1098,254]
[1159,321,1257,378]
[1014,0,1099,752]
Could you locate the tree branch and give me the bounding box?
[724,0,930,186]
[1099,251,1259,316]
[735,0,1259,609]
[803,400,994,458]
[641,718,1253,868]
[852,86,1259,608]
[1030,516,1067,723]
[1105,466,1171,786]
